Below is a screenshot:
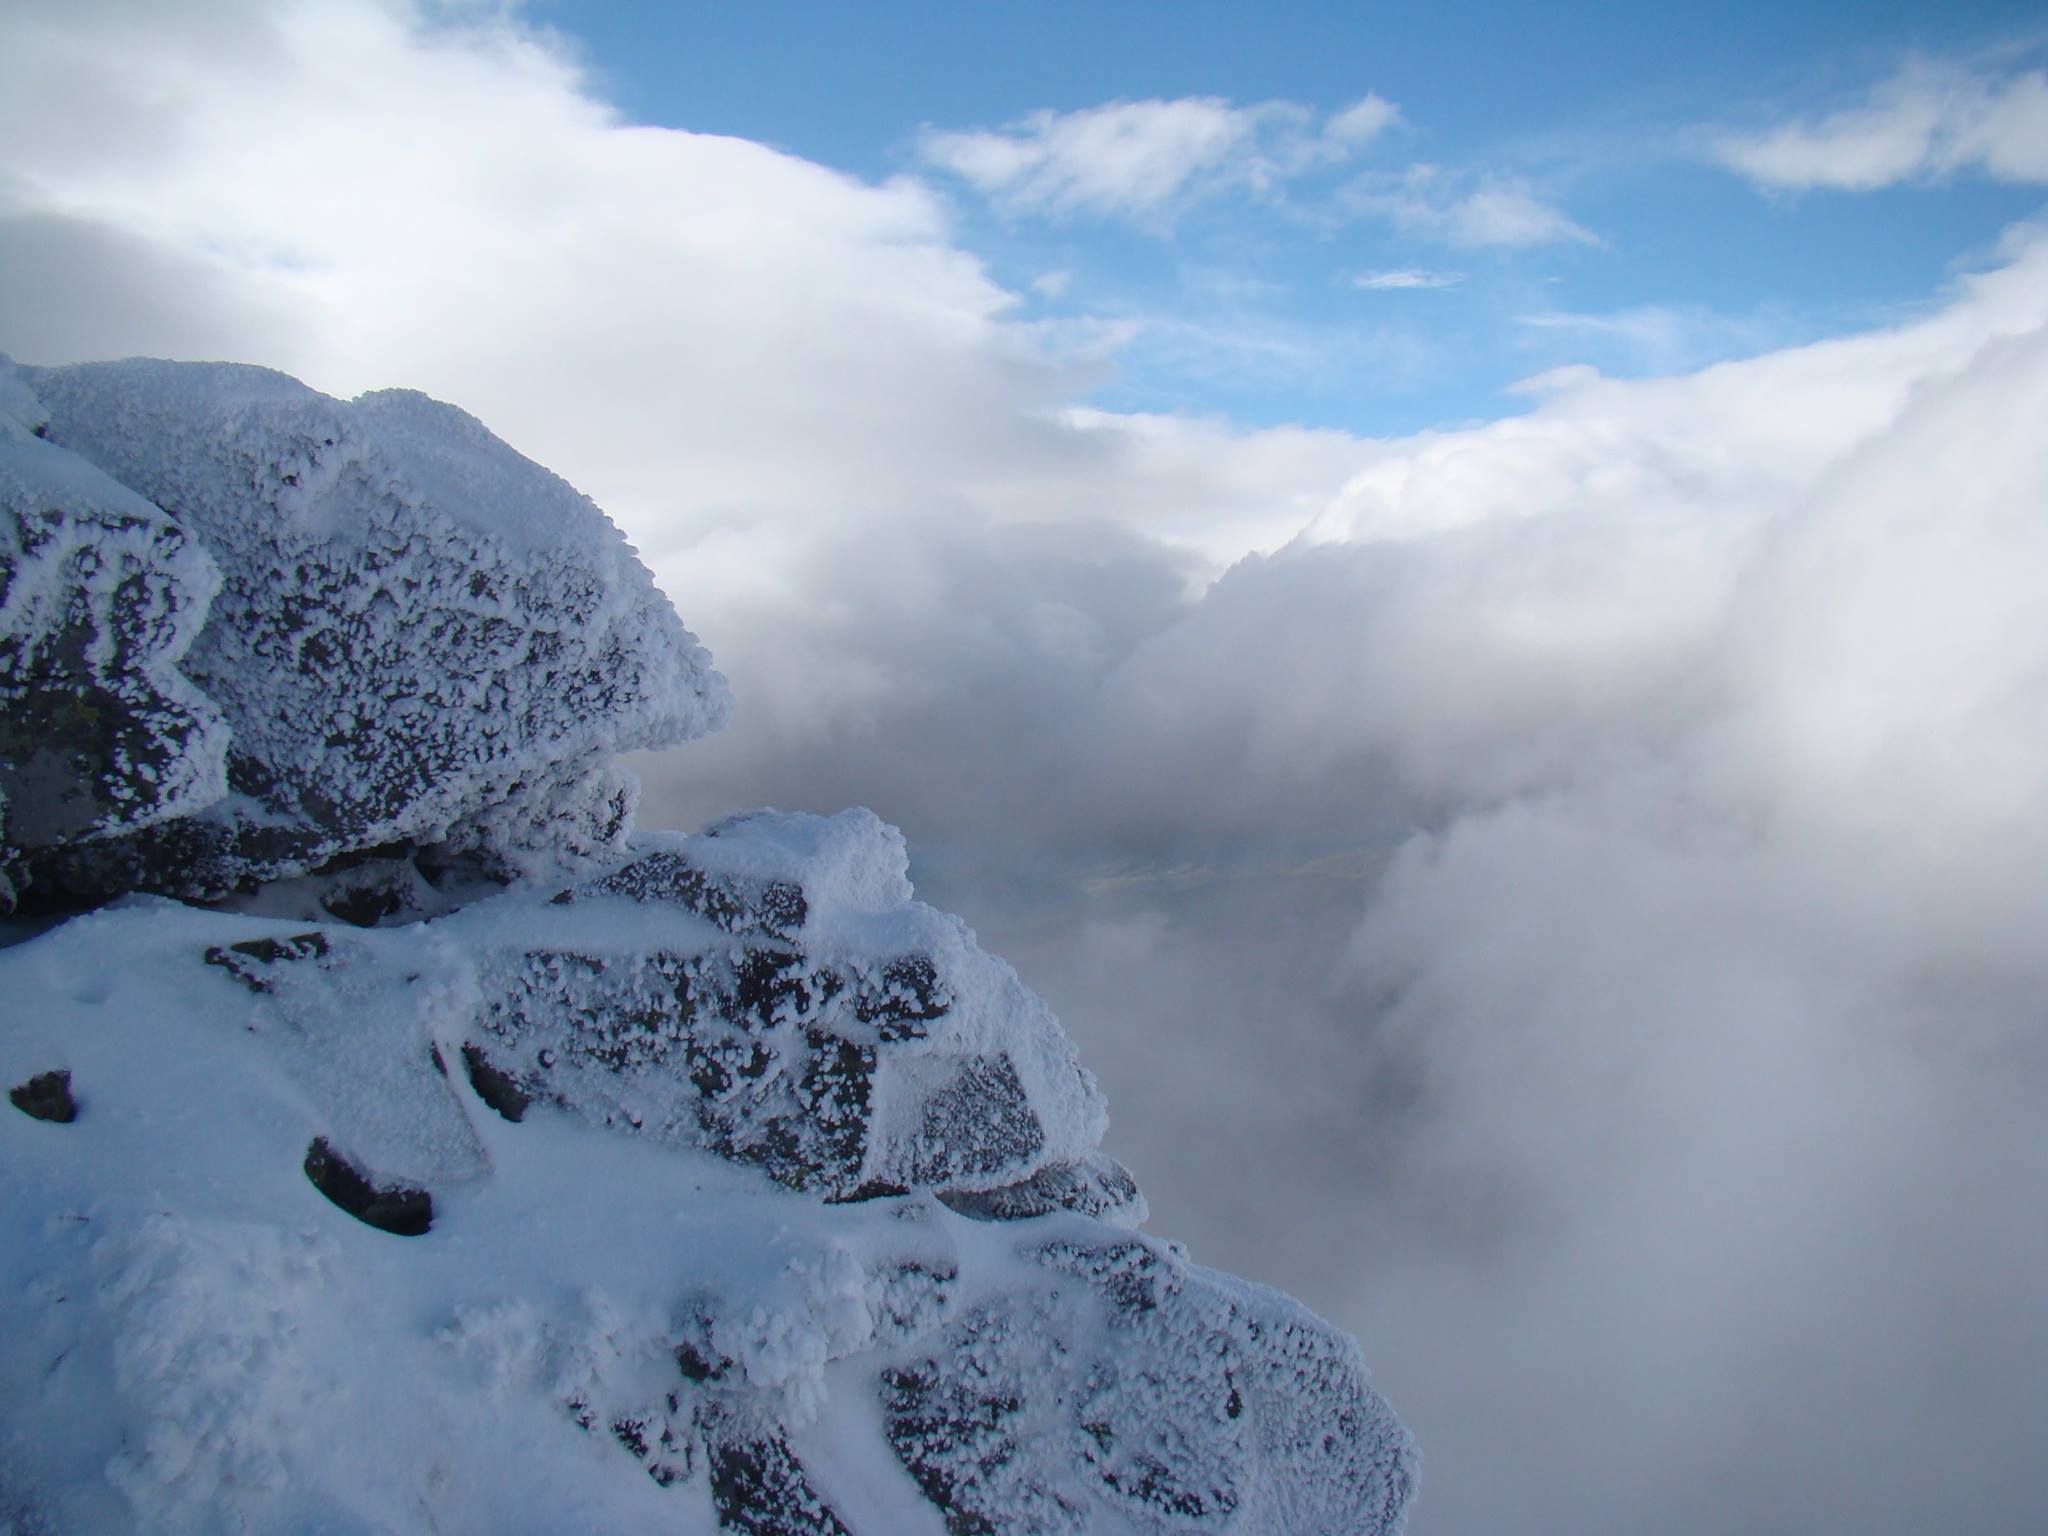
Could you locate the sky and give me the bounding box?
[4,3,2048,1532]
[539,0,2047,431]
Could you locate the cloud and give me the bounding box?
[1347,165,1598,248]
[0,0,1368,587]
[1325,93,1402,145]
[1516,302,1792,374]
[1352,267,1464,290]
[7,5,2048,1532]
[916,93,1398,226]
[639,228,2048,1534]
[1715,55,2048,190]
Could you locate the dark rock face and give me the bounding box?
[702,1414,855,1536]
[937,1152,1145,1225]
[203,931,333,994]
[459,1043,530,1122]
[561,850,809,941]
[302,1136,433,1236]
[1,357,728,910]
[8,1069,77,1123]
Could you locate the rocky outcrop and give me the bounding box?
[881,1234,1416,1536]
[0,358,1414,1535]
[1,356,728,911]
[184,808,1118,1212]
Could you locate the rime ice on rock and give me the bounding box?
[8,358,728,906]
[0,360,228,912]
[203,807,1120,1210]
[882,1234,1417,1535]
[494,808,1113,1201]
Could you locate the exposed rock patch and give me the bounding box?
[8,1069,76,1123]
[302,1136,433,1237]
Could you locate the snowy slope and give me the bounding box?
[0,359,1414,1534]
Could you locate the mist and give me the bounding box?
[630,234,2048,1534]
[5,4,2046,1530]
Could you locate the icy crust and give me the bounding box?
[1,883,1414,1536]
[13,358,730,902]
[0,366,228,913]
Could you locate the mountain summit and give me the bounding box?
[0,357,1414,1534]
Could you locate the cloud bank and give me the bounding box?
[5,4,2048,1533]
[645,230,2048,1536]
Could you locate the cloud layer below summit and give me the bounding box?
[6,5,2048,1531]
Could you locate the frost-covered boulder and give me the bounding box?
[0,362,228,913]
[0,809,1415,1535]
[4,357,728,907]
[199,807,1120,1208]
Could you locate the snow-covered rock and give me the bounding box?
[0,358,1413,1534]
[2,357,729,910]
[0,364,228,912]
[2,837,1414,1534]
[191,808,1115,1207]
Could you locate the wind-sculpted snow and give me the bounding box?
[0,810,1414,1534]
[3,357,729,908]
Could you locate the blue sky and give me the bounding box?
[535,0,2048,432]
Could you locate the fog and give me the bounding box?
[5,4,2046,1530]
[636,243,2048,1533]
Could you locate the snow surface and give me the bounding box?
[1,819,1414,1534]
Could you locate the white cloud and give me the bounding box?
[7,6,2048,1531]
[1716,56,2048,190]
[1347,165,1598,248]
[1516,302,1790,374]
[1325,93,1402,145]
[1352,267,1464,290]
[916,93,1398,226]
[642,231,2048,1531]
[985,240,2048,1531]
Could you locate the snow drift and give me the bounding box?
[0,359,1413,1534]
